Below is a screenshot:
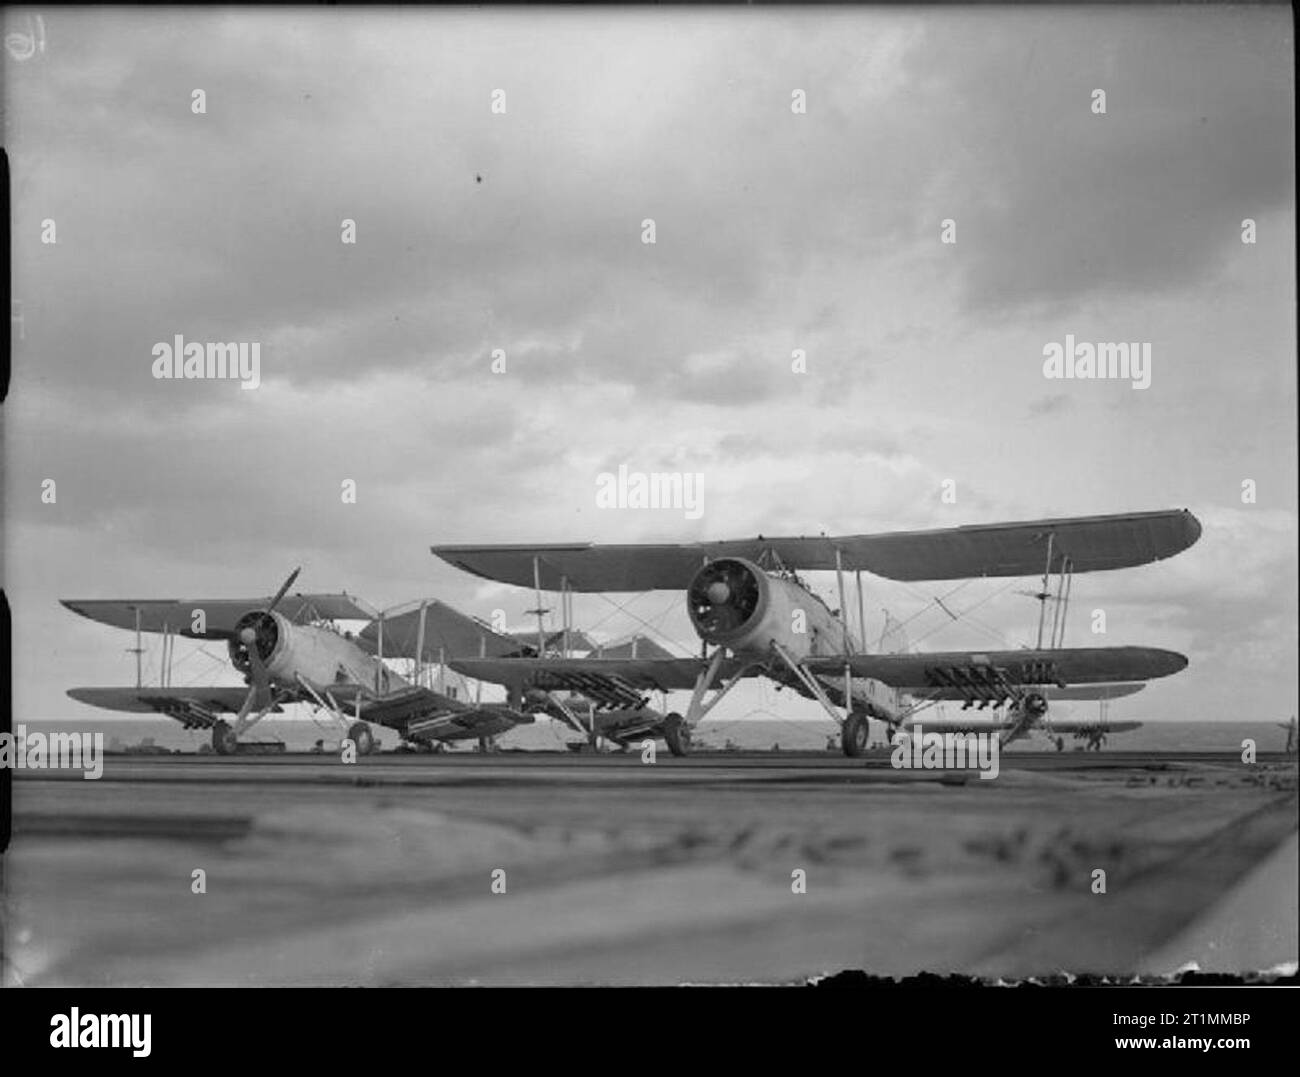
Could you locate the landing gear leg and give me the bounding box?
[663,712,691,757]
[212,719,238,755]
[841,712,870,758]
[347,722,375,755]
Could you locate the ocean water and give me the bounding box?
[15,715,1296,755]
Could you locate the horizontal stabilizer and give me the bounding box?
[358,599,526,662]
[505,628,598,653]
[593,635,677,661]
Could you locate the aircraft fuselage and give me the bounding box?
[228,610,400,697]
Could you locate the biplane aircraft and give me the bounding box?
[897,691,1146,751]
[432,508,1202,756]
[62,569,559,754]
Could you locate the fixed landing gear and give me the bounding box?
[841,712,870,757]
[663,712,691,757]
[347,721,376,755]
[212,719,238,756]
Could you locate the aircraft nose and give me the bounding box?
[706,581,731,604]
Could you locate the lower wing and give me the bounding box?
[66,686,282,729]
[805,647,1186,692]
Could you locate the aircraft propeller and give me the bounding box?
[233,566,302,713]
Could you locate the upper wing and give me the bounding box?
[61,594,375,638]
[804,647,1186,690]
[432,508,1201,590]
[450,656,755,698]
[356,599,524,661]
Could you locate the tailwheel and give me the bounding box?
[212,719,238,756]
[663,712,691,757]
[841,712,870,757]
[347,722,375,756]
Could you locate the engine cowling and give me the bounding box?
[227,609,289,679]
[687,558,767,644]
[687,557,848,659]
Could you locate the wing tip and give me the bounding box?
[1180,508,1203,551]
[1153,647,1189,676]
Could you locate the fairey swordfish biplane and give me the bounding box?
[62,509,1199,757]
[62,569,571,754]
[430,508,1202,756]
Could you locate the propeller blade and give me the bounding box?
[248,634,273,708]
[266,566,302,616]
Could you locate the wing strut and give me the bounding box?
[129,606,144,688]
[855,570,866,653]
[835,548,850,654]
[1034,533,1055,648]
[1029,539,1074,651]
[413,601,427,686]
[528,556,550,656]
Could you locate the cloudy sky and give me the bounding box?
[5,5,1295,727]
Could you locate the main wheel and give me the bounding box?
[212,720,238,756]
[663,713,691,757]
[841,713,870,757]
[348,722,375,756]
